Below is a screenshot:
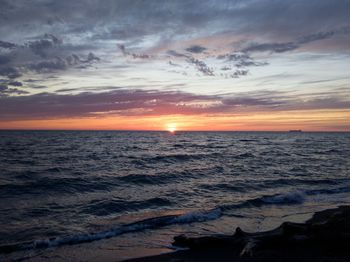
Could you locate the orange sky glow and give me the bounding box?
[1,109,349,131]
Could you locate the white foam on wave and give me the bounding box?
[17,208,222,252]
[262,191,306,204]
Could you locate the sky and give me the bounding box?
[0,0,350,131]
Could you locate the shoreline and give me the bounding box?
[126,205,350,262]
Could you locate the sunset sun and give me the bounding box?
[167,123,177,133]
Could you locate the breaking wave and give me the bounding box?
[0,208,222,254]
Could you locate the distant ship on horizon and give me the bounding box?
[289,129,302,132]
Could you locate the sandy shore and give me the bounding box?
[126,206,350,262]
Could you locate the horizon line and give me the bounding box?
[0,129,349,133]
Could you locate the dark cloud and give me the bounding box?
[167,48,267,78]
[217,52,268,70]
[131,53,151,59]
[230,69,249,78]
[222,96,283,107]
[0,88,348,120]
[0,55,11,65]
[27,34,62,58]
[86,52,100,62]
[185,45,207,53]
[242,27,350,53]
[30,85,48,89]
[221,66,231,71]
[0,67,22,78]
[167,50,189,58]
[65,54,81,66]
[168,50,218,76]
[8,81,22,86]
[186,57,214,76]
[55,88,78,93]
[117,44,151,59]
[235,60,268,67]
[217,53,251,61]
[0,0,349,124]
[242,42,299,53]
[0,84,29,97]
[1,1,350,53]
[117,44,127,55]
[0,32,100,81]
[1,52,101,76]
[15,1,340,81]
[0,84,7,92]
[0,40,16,49]
[0,88,217,119]
[28,58,67,73]
[297,31,335,44]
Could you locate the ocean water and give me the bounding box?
[1,131,350,260]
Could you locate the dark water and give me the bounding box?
[0,131,350,259]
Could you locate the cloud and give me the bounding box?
[166,49,258,78]
[0,55,11,65]
[242,27,350,53]
[167,50,267,77]
[1,1,350,53]
[297,31,335,44]
[117,44,152,59]
[186,57,214,76]
[218,52,268,67]
[0,88,217,119]
[1,51,101,77]
[0,84,29,97]
[0,33,100,82]
[0,0,349,115]
[27,34,63,58]
[8,81,22,87]
[28,58,67,73]
[185,45,207,53]
[242,42,299,53]
[0,66,22,78]
[0,88,348,120]
[86,52,100,62]
[230,69,249,78]
[167,50,189,58]
[0,40,16,49]
[55,88,78,93]
[117,44,127,55]
[1,0,348,86]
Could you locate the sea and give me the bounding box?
[0,131,349,261]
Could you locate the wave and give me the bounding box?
[198,178,345,194]
[223,185,350,211]
[117,166,224,185]
[258,191,305,204]
[306,186,350,196]
[235,152,255,159]
[2,185,349,254]
[148,152,221,163]
[81,197,172,216]
[222,191,306,211]
[0,208,222,254]
[0,176,115,196]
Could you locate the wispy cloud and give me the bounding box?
[1,88,349,120]
[242,27,350,53]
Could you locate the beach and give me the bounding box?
[127,206,350,262]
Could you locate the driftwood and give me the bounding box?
[173,206,350,257]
